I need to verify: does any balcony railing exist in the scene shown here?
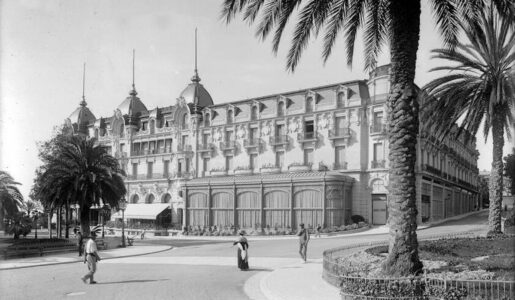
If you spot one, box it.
[297,132,317,142]
[328,127,351,139]
[177,144,192,153]
[220,140,237,151]
[370,123,387,134]
[175,171,192,178]
[197,143,215,152]
[333,162,348,170]
[269,135,289,146]
[243,138,260,148]
[371,160,386,168]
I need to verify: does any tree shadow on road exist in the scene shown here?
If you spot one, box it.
[96,279,169,285]
[247,268,272,272]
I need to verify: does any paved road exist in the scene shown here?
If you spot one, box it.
[0,211,488,300]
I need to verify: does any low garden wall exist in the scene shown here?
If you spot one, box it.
[322,232,515,300]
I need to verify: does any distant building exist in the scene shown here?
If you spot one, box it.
[63,62,480,230]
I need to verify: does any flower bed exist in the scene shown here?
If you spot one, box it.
[324,235,515,299]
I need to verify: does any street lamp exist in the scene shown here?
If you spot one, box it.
[32,210,40,239]
[119,197,127,247]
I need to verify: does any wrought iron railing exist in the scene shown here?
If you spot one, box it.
[269,135,289,146]
[371,160,386,168]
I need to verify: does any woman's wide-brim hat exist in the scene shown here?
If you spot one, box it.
[238,230,246,235]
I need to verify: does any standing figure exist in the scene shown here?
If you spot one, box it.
[315,224,322,238]
[233,230,249,271]
[81,231,102,284]
[297,223,310,263]
[74,229,84,257]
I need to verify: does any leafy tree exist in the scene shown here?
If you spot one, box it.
[220,0,513,276]
[478,176,490,208]
[422,7,514,235]
[505,149,515,195]
[0,171,24,231]
[33,134,126,236]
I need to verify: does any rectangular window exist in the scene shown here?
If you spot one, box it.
[250,154,258,170]
[182,135,188,146]
[226,130,233,142]
[304,120,314,139]
[250,128,258,140]
[203,133,210,145]
[165,139,173,153]
[226,156,233,171]
[373,143,384,161]
[304,148,314,165]
[185,158,190,172]
[132,163,138,179]
[203,158,210,177]
[335,146,346,168]
[163,160,169,177]
[149,141,156,154]
[276,151,284,168]
[336,117,346,134]
[147,162,153,179]
[157,140,164,153]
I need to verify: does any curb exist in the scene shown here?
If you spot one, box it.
[0,245,174,271]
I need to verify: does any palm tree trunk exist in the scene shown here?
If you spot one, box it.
[382,0,423,277]
[48,209,53,238]
[65,201,69,238]
[80,206,91,237]
[488,104,504,235]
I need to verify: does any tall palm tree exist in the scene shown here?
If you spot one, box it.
[221,0,514,276]
[34,135,126,236]
[0,171,24,231]
[422,8,514,235]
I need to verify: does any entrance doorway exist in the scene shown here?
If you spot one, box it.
[372,194,387,225]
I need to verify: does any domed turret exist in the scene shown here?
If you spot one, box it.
[117,50,147,124]
[68,63,96,135]
[179,28,213,111]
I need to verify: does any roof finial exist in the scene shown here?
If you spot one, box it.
[80,62,87,107]
[130,49,138,96]
[191,28,201,83]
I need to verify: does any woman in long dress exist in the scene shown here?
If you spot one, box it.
[233,230,249,271]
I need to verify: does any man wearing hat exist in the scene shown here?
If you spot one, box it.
[81,231,102,284]
[297,223,310,262]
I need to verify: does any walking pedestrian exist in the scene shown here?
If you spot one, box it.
[81,231,101,284]
[315,224,321,238]
[297,223,309,263]
[233,230,249,271]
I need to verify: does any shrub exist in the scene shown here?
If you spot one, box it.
[351,215,365,224]
[504,209,515,227]
[358,221,367,228]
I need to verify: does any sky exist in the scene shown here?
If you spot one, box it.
[1,0,513,200]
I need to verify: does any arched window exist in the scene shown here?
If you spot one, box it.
[227,110,233,124]
[94,128,99,139]
[182,114,189,130]
[306,97,314,112]
[119,123,125,137]
[251,106,258,121]
[162,194,171,203]
[131,194,139,204]
[205,113,210,126]
[278,101,285,117]
[337,92,345,108]
[146,194,155,204]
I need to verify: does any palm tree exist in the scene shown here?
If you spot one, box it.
[0,171,24,231]
[221,0,514,276]
[34,135,126,236]
[422,8,514,235]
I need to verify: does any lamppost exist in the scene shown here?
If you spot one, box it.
[32,210,40,239]
[119,197,127,247]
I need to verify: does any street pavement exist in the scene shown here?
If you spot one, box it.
[0,210,489,300]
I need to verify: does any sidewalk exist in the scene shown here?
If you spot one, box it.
[0,244,172,270]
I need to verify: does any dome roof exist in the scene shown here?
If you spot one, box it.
[179,71,213,108]
[117,89,148,116]
[69,100,96,125]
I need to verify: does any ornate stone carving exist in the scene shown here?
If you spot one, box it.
[236,125,246,139]
[261,121,271,136]
[288,118,300,133]
[213,128,222,141]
